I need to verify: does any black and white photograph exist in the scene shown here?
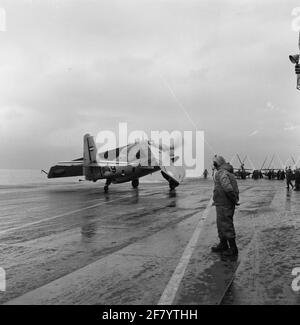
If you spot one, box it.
[0,0,300,310]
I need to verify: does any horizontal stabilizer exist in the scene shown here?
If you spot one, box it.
[57,160,83,165]
[48,164,83,178]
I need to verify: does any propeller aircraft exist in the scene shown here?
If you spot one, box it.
[44,134,185,192]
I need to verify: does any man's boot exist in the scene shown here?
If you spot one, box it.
[211,239,228,253]
[223,238,238,256]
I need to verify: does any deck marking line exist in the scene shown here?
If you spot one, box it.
[158,198,213,305]
[0,197,128,237]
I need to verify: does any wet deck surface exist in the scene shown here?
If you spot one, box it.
[0,179,299,305]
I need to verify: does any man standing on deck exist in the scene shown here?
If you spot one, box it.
[211,155,239,257]
[286,167,294,190]
[294,168,300,190]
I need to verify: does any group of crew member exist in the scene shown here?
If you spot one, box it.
[251,170,263,180]
[263,169,286,180]
[205,164,300,191]
[285,167,300,191]
[264,167,300,191]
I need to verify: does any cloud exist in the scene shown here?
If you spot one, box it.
[1,0,300,169]
[249,130,259,137]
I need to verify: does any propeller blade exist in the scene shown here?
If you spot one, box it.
[155,134,183,153]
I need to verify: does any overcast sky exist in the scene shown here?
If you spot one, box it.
[0,0,300,170]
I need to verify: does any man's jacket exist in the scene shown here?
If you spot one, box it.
[286,169,293,181]
[213,163,239,207]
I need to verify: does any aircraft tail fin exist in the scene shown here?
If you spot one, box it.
[83,134,97,165]
[83,134,98,181]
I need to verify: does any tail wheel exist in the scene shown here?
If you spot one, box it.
[132,179,139,188]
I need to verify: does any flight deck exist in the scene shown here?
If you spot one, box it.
[0,179,299,305]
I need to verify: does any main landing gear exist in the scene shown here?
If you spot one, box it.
[104,179,111,193]
[169,180,178,191]
[132,179,139,189]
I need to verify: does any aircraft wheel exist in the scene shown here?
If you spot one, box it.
[169,180,177,191]
[104,185,109,193]
[132,179,139,188]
